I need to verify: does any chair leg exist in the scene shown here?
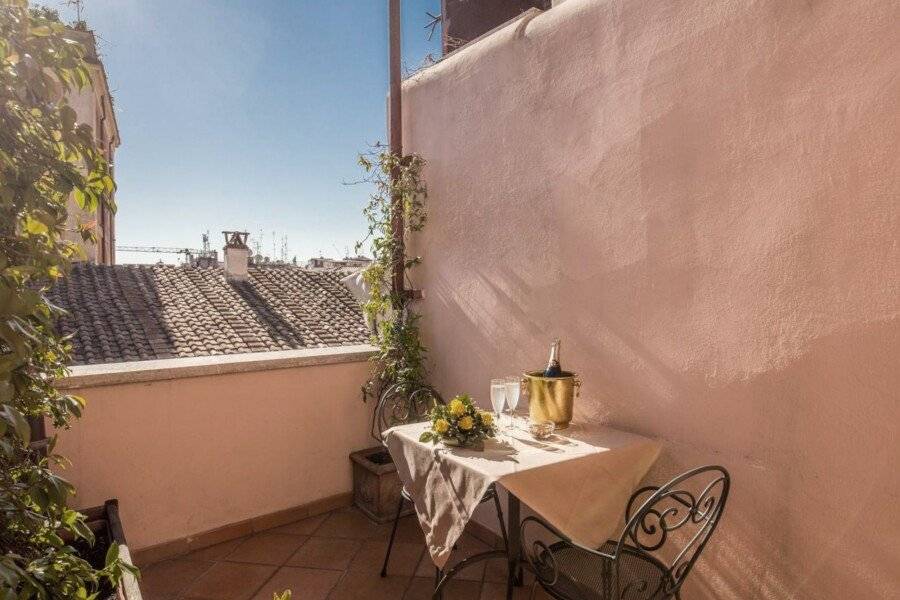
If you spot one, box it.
[434,566,443,600]
[492,490,509,553]
[380,495,405,577]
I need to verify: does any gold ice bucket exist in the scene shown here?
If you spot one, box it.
[523,370,581,429]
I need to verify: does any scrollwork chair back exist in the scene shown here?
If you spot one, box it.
[522,465,730,600]
[371,383,444,445]
[618,465,730,598]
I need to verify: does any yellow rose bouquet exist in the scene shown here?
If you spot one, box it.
[419,394,497,449]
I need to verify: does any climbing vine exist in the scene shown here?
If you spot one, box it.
[356,147,429,401]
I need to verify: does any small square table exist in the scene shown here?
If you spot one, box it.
[385,421,661,598]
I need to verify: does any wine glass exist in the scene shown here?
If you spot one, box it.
[504,376,521,431]
[490,379,507,436]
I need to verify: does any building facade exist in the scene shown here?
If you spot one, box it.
[305,255,372,271]
[64,30,120,265]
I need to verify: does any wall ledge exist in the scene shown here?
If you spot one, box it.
[404,7,544,84]
[57,344,378,389]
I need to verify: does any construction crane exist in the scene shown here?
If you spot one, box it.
[117,232,218,266]
[115,245,204,263]
[116,246,204,256]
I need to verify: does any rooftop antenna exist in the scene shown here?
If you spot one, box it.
[425,11,441,41]
[280,235,289,262]
[65,0,85,24]
[253,229,263,260]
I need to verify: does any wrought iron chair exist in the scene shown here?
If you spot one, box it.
[373,382,510,578]
[521,465,730,600]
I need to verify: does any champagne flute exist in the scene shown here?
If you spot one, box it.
[490,379,507,438]
[504,376,521,431]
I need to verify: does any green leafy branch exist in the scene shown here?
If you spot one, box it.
[1,3,135,598]
[355,146,429,401]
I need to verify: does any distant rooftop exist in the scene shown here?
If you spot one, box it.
[48,263,371,365]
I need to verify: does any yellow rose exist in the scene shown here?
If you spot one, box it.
[479,411,493,426]
[458,415,475,431]
[448,399,465,417]
[434,419,450,434]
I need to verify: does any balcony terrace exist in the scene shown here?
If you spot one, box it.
[137,507,547,600]
[32,0,899,599]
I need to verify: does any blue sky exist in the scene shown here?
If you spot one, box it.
[55,0,441,263]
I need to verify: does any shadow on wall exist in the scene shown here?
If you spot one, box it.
[423,264,899,599]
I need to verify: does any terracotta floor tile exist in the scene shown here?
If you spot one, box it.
[314,508,389,540]
[350,539,424,577]
[405,576,482,600]
[286,537,362,571]
[416,533,493,582]
[480,582,544,600]
[391,515,427,545]
[184,537,249,562]
[402,577,437,600]
[483,558,533,586]
[140,559,213,598]
[415,551,439,578]
[483,558,508,583]
[271,513,329,536]
[225,533,308,565]
[250,566,343,600]
[416,552,486,583]
[182,561,277,600]
[326,570,410,600]
[456,532,492,554]
[138,506,536,600]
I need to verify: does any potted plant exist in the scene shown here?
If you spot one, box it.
[348,149,432,522]
[74,500,142,600]
[419,394,497,450]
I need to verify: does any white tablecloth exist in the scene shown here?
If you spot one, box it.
[385,421,661,567]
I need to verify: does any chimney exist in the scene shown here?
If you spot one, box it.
[222,231,251,281]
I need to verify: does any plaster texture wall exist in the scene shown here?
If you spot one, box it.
[55,357,374,550]
[402,0,899,598]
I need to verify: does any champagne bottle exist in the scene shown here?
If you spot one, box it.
[543,339,562,377]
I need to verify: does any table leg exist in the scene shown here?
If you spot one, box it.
[432,491,522,599]
[507,494,522,600]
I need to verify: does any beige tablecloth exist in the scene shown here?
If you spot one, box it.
[385,421,661,567]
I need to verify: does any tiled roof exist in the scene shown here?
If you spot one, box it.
[48,263,371,365]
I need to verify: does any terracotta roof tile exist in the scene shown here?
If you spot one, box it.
[48,264,371,365]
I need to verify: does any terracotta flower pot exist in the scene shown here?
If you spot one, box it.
[350,446,415,523]
[78,499,142,600]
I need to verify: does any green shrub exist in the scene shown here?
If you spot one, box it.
[1,2,135,597]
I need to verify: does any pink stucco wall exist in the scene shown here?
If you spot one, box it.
[56,358,374,550]
[403,0,899,597]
